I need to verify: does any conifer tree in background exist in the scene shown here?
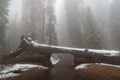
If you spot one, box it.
[64,0,85,48]
[45,0,58,45]
[21,0,58,45]
[0,0,9,54]
[85,7,102,49]
[110,0,120,50]
[86,22,102,49]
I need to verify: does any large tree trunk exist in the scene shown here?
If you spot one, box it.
[2,35,120,66]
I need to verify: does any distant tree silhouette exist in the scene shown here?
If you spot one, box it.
[0,0,9,54]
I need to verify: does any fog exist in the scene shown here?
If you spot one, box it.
[1,1,120,80]
[55,0,71,47]
[6,0,23,50]
[5,0,120,51]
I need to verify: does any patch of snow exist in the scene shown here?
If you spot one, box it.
[28,37,32,41]
[75,63,120,70]
[0,64,48,79]
[23,38,30,44]
[89,49,120,56]
[75,63,91,70]
[0,73,19,79]
[31,41,49,47]
[50,55,60,65]
[1,64,47,74]
[100,63,120,68]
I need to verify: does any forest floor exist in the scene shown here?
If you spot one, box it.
[1,52,120,80]
[75,64,120,80]
[2,68,49,80]
[1,64,120,80]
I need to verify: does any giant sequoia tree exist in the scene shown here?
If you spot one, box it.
[84,8,102,49]
[110,0,120,50]
[64,0,85,48]
[64,0,103,49]
[21,0,57,45]
[45,0,58,45]
[0,0,9,54]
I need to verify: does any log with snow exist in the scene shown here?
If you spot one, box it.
[4,35,120,65]
[11,35,120,57]
[75,63,120,70]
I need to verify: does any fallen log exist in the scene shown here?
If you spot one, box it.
[2,35,120,66]
[11,35,120,56]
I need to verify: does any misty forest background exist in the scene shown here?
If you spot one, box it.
[0,0,120,57]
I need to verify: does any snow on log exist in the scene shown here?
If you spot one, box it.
[75,63,120,70]
[11,35,120,57]
[4,35,119,66]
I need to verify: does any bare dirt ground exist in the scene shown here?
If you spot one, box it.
[2,64,120,80]
[1,64,120,80]
[1,52,120,80]
[76,64,120,80]
[3,68,50,80]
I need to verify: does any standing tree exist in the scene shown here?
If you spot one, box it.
[110,0,120,50]
[44,0,58,45]
[85,8,102,49]
[64,0,85,48]
[86,22,102,49]
[0,0,9,54]
[21,0,58,45]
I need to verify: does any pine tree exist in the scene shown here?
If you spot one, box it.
[21,0,58,45]
[0,0,9,54]
[86,23,102,49]
[45,0,58,45]
[64,0,85,47]
[85,8,102,49]
[110,0,120,50]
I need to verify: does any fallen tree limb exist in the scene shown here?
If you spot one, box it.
[11,35,120,56]
[2,35,120,65]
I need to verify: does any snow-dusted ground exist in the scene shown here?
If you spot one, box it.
[0,64,48,79]
[75,63,120,70]
[50,55,60,65]
[0,73,19,79]
[30,40,120,56]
